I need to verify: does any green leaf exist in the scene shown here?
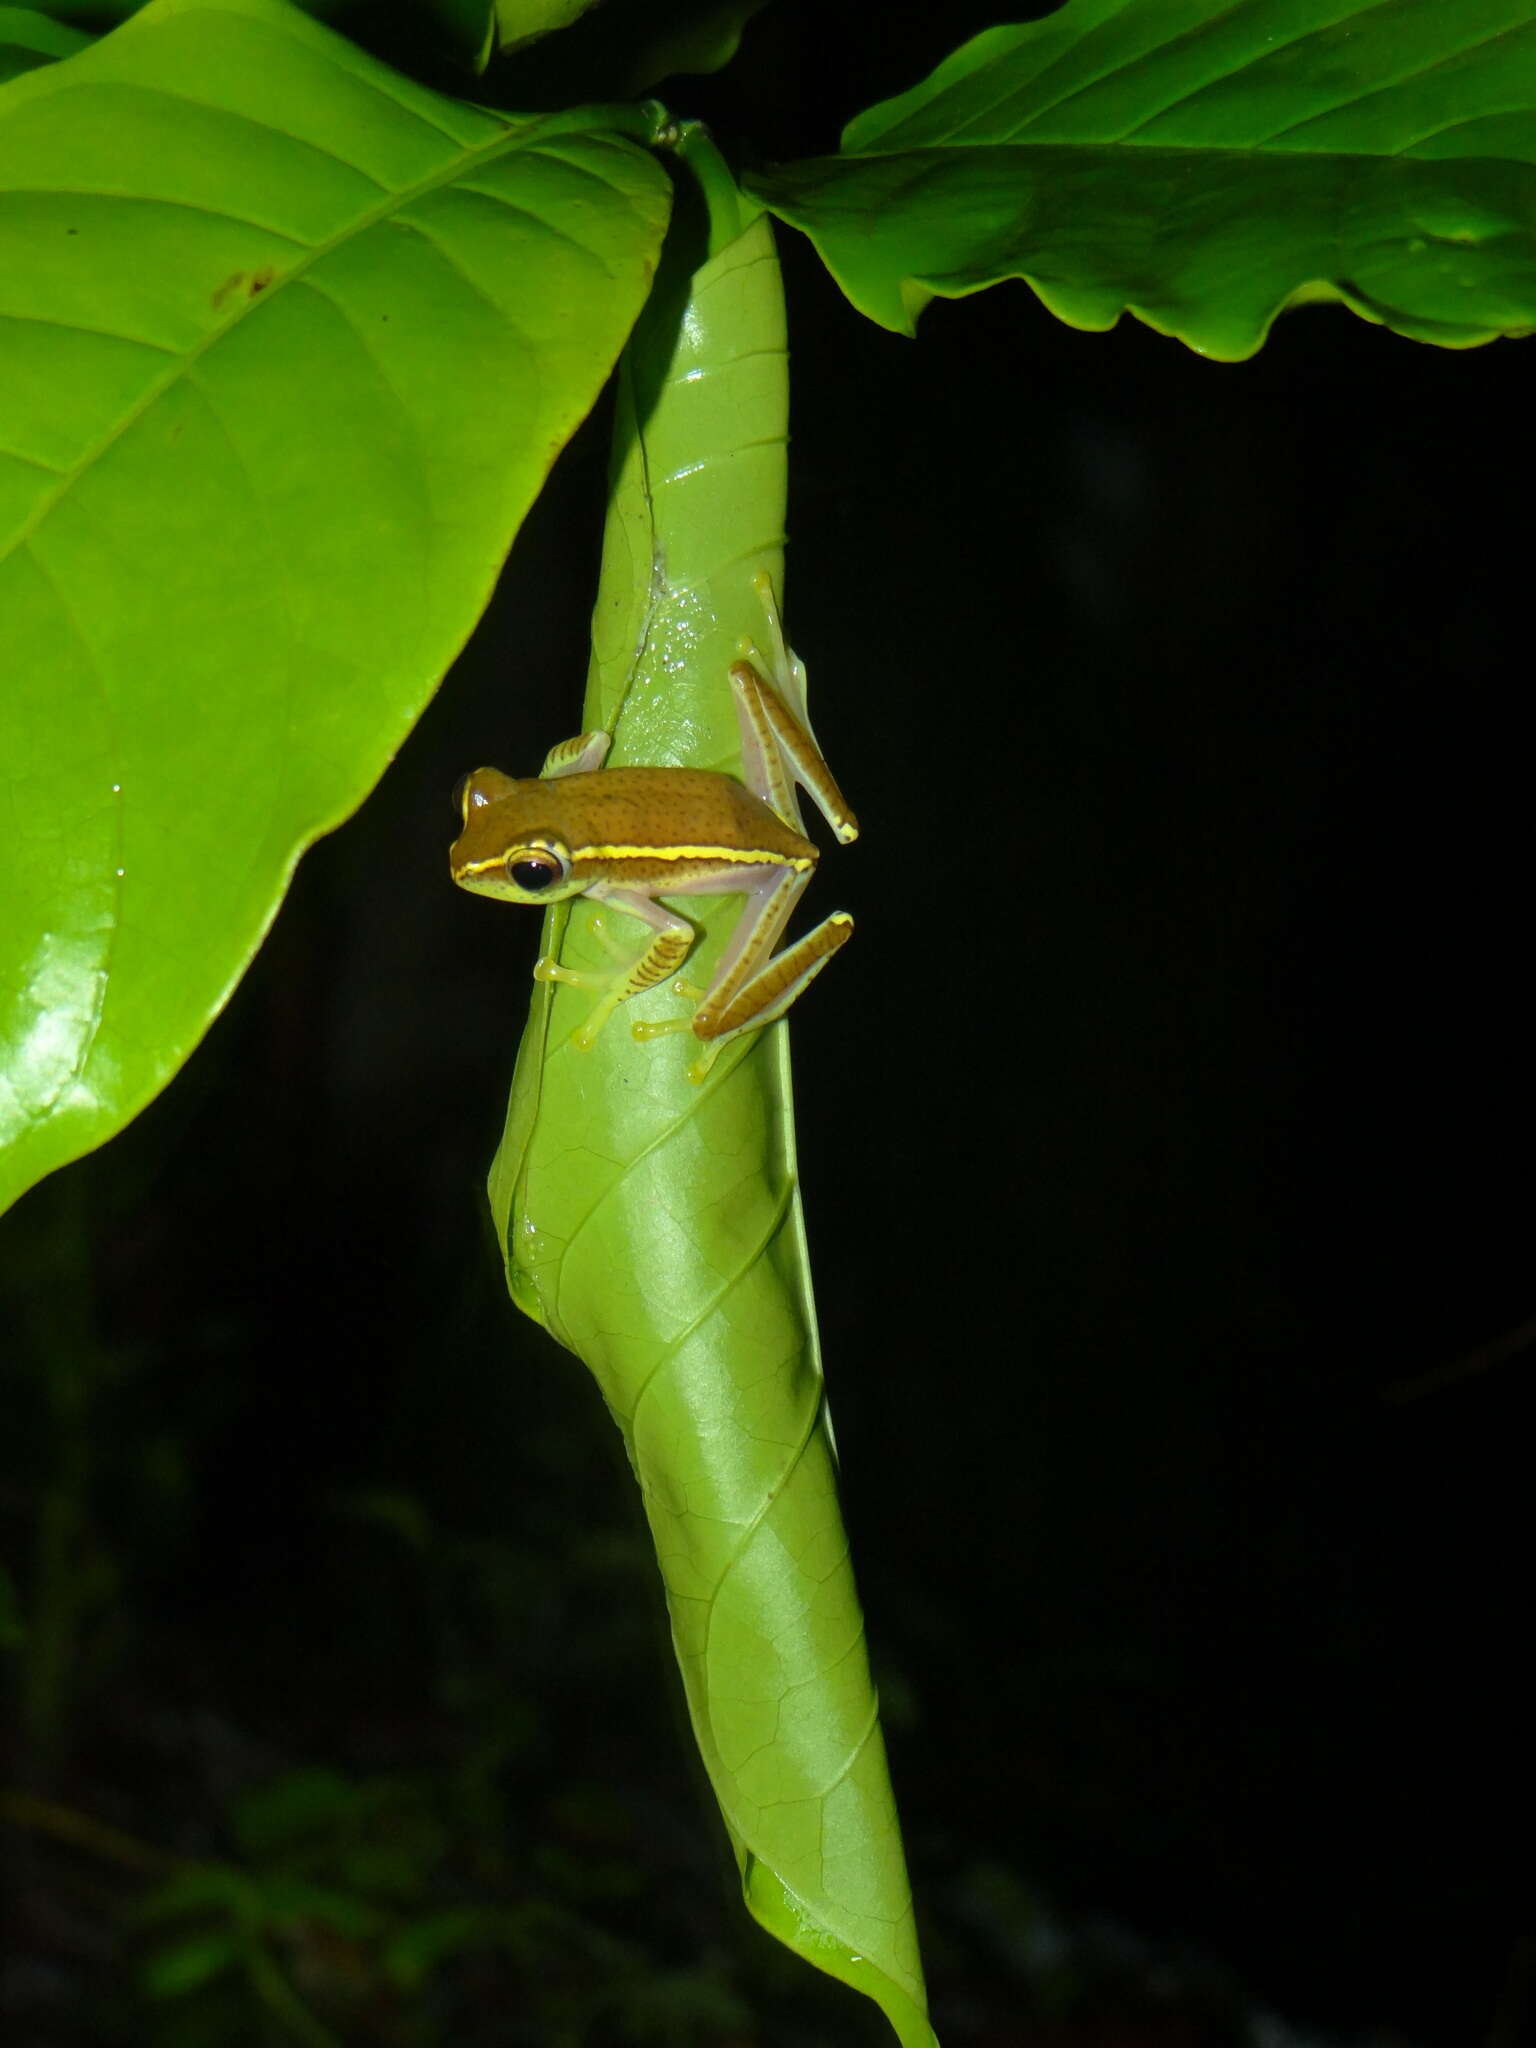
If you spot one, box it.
[615,0,770,91]
[747,0,1536,358]
[137,1863,260,1923]
[141,1928,243,1997]
[484,199,934,2048]
[0,0,670,1217]
[494,0,598,57]
[329,1485,435,1551]
[382,1905,513,1989]
[419,0,495,71]
[231,1768,361,1855]
[497,0,770,99]
[253,1874,385,1936]
[25,0,499,63]
[0,7,90,83]
[14,0,140,17]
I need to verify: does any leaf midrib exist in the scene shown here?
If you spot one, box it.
[5,98,635,568]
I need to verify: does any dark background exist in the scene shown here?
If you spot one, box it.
[3,5,1532,2043]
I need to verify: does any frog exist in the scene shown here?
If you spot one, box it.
[449,576,857,1081]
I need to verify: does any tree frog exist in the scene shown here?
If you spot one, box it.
[449,576,857,1081]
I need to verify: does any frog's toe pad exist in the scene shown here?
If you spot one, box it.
[535,956,606,992]
[631,1013,689,1045]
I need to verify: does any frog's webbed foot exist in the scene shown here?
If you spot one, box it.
[630,979,715,1080]
[744,571,804,718]
[533,954,625,1050]
[731,573,858,847]
[537,950,678,1052]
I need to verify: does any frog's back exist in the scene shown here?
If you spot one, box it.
[552,767,815,873]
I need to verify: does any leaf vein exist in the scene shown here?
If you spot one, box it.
[3,126,635,570]
[698,1381,830,1780]
[409,186,613,271]
[65,80,394,191]
[0,309,182,357]
[942,0,1285,143]
[1107,0,1394,147]
[1255,17,1536,150]
[3,190,313,242]
[625,1167,798,1432]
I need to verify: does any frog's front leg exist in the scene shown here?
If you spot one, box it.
[541,730,610,779]
[534,884,695,1051]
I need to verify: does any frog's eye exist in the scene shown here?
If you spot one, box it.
[450,773,471,817]
[506,844,568,893]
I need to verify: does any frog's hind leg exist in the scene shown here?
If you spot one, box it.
[633,863,853,1081]
[695,898,855,1047]
[731,572,858,846]
[729,659,859,846]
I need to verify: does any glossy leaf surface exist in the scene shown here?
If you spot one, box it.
[748,0,1536,358]
[485,209,934,2046]
[0,0,670,1214]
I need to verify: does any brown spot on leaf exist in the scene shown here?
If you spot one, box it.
[211,266,278,310]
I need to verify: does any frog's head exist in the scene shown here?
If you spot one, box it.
[449,768,584,905]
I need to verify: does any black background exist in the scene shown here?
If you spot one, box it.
[3,5,1532,2043]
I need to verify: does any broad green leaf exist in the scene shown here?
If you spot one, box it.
[485,201,934,2047]
[747,0,1536,358]
[0,6,90,82]
[0,0,670,1216]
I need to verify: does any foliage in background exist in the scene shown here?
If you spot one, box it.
[7,0,1536,1214]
